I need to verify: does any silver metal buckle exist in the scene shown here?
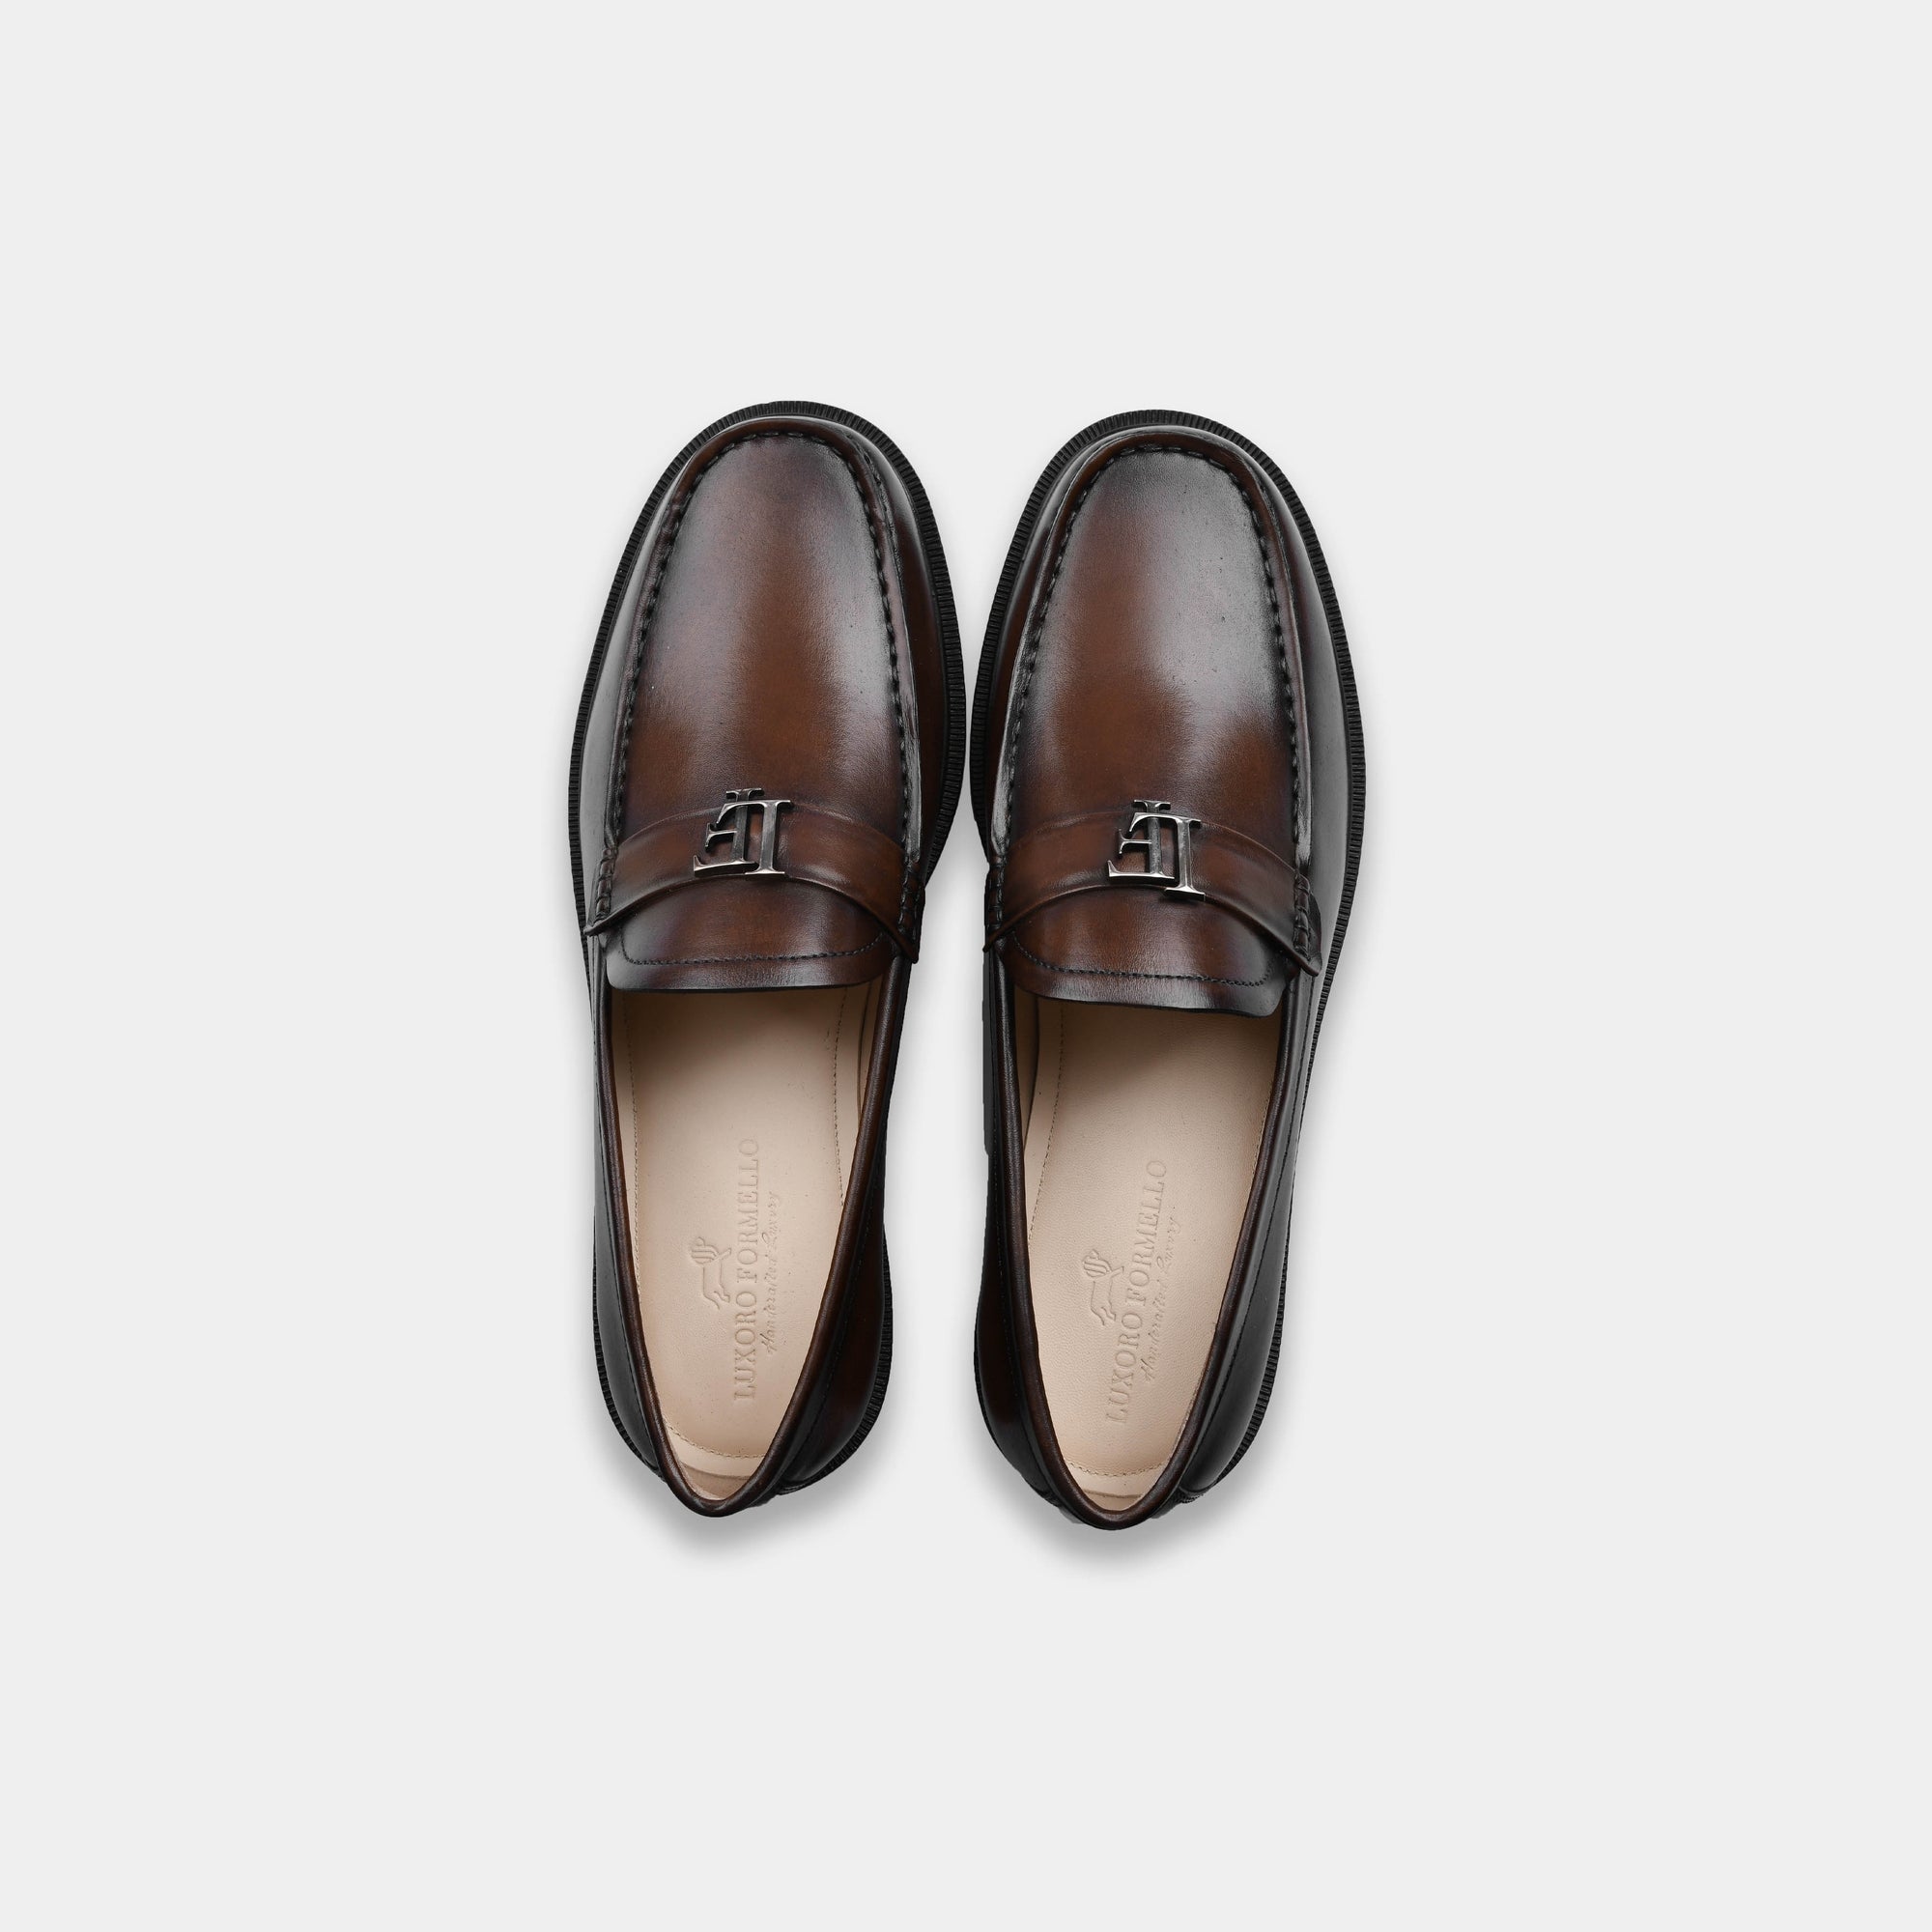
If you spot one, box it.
[693,787,791,876]
[1105,799,1205,899]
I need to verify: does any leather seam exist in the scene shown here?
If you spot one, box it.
[1007,936,1273,988]
[994,443,1302,922]
[600,450,714,922]
[662,1419,765,1465]
[1026,1011,1066,1240]
[831,985,848,1187]
[1065,1454,1174,1482]
[598,429,913,925]
[856,446,918,933]
[617,933,889,967]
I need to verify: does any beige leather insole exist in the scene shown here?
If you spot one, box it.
[611,984,877,1500]
[1021,997,1279,1509]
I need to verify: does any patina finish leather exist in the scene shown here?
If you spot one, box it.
[972,411,1365,1529]
[570,402,961,1516]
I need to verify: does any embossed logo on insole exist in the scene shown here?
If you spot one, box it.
[1092,1159,1175,1426]
[690,1139,781,1402]
[688,1236,731,1308]
[1082,1248,1125,1323]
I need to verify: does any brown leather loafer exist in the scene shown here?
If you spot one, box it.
[972,411,1364,1528]
[569,403,962,1516]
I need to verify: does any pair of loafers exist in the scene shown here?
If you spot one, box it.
[569,402,1364,1528]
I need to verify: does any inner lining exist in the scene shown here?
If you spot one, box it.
[611,982,878,1500]
[1020,993,1279,1509]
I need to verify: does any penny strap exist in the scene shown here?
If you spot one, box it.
[587,800,921,956]
[991,808,1321,975]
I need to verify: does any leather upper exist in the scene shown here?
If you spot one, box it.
[590,425,936,995]
[981,432,1336,1019]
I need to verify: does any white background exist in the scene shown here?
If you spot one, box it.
[3,3,1926,1925]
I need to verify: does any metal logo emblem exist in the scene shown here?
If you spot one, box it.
[693,787,791,876]
[1106,799,1205,899]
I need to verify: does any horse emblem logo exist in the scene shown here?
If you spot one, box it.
[1082,1248,1125,1325]
[689,1236,731,1308]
